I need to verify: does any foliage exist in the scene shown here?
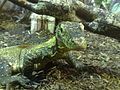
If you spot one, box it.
[95,0,120,13]
[111,2,120,13]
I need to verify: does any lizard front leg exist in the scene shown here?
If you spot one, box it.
[65,51,86,71]
[21,37,57,69]
[65,51,120,77]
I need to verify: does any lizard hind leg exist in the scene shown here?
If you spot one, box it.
[0,58,13,88]
[0,58,36,89]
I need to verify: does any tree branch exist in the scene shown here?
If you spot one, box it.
[84,13,120,39]
[8,0,102,22]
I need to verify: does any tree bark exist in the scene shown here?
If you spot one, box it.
[84,13,120,39]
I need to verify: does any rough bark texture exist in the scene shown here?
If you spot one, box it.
[84,13,120,40]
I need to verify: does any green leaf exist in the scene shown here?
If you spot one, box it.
[111,3,120,13]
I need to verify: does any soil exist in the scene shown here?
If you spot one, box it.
[0,12,120,90]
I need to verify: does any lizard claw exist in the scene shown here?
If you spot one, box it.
[18,74,42,89]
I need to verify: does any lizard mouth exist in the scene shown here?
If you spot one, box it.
[73,37,87,50]
[57,35,87,50]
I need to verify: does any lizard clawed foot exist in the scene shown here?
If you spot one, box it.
[1,73,39,89]
[15,74,40,89]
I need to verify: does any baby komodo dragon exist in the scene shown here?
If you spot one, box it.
[0,21,87,88]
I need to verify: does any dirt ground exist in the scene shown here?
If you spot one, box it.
[0,12,120,90]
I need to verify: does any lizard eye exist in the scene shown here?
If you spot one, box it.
[60,27,63,33]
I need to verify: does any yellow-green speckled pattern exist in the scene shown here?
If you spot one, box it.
[0,36,56,72]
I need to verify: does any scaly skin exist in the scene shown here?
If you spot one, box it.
[0,21,87,88]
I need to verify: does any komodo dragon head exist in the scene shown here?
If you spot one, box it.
[55,21,87,50]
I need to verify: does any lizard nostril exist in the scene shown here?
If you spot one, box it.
[60,28,63,33]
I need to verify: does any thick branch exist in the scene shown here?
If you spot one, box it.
[84,13,120,39]
[8,0,76,21]
[7,0,36,11]
[73,1,102,21]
